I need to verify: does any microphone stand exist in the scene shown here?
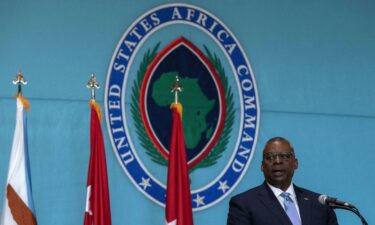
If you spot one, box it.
[329,204,368,225]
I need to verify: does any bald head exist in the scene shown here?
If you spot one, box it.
[263,137,294,154]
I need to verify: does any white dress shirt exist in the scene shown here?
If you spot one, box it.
[267,183,301,220]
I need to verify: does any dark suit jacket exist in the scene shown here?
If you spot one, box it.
[227,182,338,225]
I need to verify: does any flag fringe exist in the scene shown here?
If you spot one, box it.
[16,94,30,111]
[89,100,102,122]
[170,102,183,118]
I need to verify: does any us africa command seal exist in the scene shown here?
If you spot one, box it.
[105,3,259,211]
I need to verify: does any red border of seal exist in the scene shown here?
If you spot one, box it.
[139,36,226,169]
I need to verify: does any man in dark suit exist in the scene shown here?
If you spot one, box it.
[227,137,338,225]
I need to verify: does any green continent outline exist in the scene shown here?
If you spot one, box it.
[151,72,215,149]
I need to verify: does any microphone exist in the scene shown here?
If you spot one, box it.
[318,195,354,208]
[319,195,368,225]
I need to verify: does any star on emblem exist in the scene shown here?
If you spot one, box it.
[139,177,151,190]
[218,180,230,193]
[193,194,205,207]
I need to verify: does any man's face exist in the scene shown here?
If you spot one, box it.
[261,139,298,191]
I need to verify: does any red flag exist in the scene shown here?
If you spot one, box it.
[165,103,194,225]
[84,102,112,225]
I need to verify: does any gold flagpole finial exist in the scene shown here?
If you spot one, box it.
[12,70,27,95]
[171,76,183,104]
[87,73,100,101]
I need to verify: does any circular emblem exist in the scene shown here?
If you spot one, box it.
[105,3,260,211]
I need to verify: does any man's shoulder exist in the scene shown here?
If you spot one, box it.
[230,183,266,202]
[294,184,322,198]
[293,184,329,206]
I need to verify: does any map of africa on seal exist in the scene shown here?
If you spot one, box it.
[140,36,226,169]
[105,3,260,210]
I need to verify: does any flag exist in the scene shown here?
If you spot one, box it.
[165,103,194,225]
[84,101,112,225]
[0,95,37,225]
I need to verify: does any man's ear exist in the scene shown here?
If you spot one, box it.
[261,162,264,172]
[294,158,298,170]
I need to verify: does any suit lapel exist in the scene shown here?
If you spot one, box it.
[257,183,293,225]
[295,185,312,225]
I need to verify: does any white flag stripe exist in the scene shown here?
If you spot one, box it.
[166,219,177,225]
[85,185,92,215]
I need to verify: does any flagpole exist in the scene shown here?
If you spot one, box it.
[1,71,37,225]
[166,76,194,225]
[83,73,112,225]
[87,73,99,102]
[170,76,183,116]
[12,70,27,95]
[171,76,182,104]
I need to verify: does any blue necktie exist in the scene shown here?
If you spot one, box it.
[280,192,302,225]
